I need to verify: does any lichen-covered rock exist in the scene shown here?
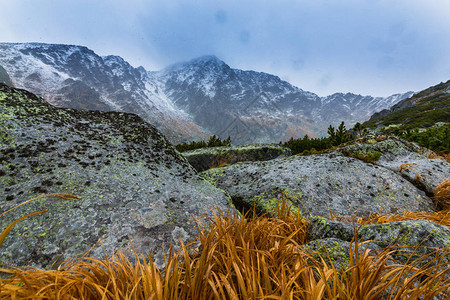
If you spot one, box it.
[0,84,232,269]
[201,152,433,218]
[308,216,356,241]
[182,144,291,172]
[358,220,450,264]
[307,216,450,266]
[340,137,450,196]
[302,238,382,270]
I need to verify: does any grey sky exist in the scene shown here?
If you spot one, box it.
[1,0,449,96]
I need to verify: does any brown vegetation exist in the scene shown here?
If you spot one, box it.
[1,199,449,299]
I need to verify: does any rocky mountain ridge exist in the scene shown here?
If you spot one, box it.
[0,42,413,144]
[0,43,208,143]
[368,79,450,125]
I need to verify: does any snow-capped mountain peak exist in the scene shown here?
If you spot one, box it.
[0,42,413,144]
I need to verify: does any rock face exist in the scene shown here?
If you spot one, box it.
[0,84,232,269]
[182,144,291,172]
[308,216,450,266]
[0,65,13,86]
[201,151,434,217]
[339,136,450,196]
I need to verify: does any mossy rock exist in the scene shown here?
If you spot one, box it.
[302,238,382,270]
[182,144,291,172]
[358,220,450,266]
[340,136,450,196]
[201,151,433,218]
[307,216,450,267]
[0,84,233,269]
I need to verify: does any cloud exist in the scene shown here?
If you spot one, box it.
[0,0,449,96]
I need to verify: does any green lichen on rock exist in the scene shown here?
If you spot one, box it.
[183,144,291,172]
[0,84,233,269]
[307,216,450,267]
[200,166,228,186]
[358,220,450,265]
[229,186,303,217]
[303,238,382,270]
[307,216,356,242]
[339,138,412,159]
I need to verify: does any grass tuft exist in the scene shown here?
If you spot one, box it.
[434,179,450,210]
[1,198,449,299]
[331,209,450,227]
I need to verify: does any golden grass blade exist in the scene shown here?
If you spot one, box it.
[0,210,47,248]
[434,179,450,209]
[1,195,450,299]
[0,193,79,218]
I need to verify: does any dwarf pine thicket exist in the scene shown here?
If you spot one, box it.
[175,135,231,152]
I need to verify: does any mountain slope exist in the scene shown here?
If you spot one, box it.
[0,43,208,143]
[364,80,450,154]
[365,80,450,130]
[0,43,412,144]
[156,55,322,143]
[156,55,412,143]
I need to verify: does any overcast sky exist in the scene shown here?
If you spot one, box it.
[1,0,449,97]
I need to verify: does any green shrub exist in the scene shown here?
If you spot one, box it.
[283,121,352,155]
[175,135,231,152]
[398,124,450,154]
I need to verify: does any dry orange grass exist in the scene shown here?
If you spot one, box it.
[1,200,450,299]
[398,163,418,173]
[434,179,450,210]
[332,209,450,227]
[427,151,450,163]
[444,153,450,163]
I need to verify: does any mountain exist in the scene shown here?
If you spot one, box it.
[320,92,414,127]
[363,80,450,154]
[0,43,412,144]
[155,55,413,143]
[0,43,208,143]
[365,80,450,130]
[156,55,322,143]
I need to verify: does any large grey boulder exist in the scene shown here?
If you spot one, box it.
[182,144,291,172]
[0,84,232,269]
[201,152,434,218]
[339,136,450,196]
[308,216,450,265]
[358,220,450,264]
